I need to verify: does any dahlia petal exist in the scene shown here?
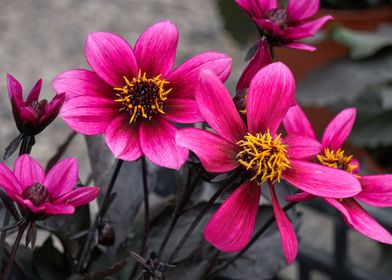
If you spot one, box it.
[204,181,261,252]
[55,186,100,207]
[140,118,188,170]
[236,38,272,92]
[321,108,356,150]
[18,199,46,213]
[17,107,38,126]
[105,116,142,161]
[236,0,275,17]
[351,158,360,175]
[285,192,315,202]
[196,70,247,143]
[247,62,295,135]
[43,204,75,215]
[60,95,117,135]
[284,16,333,40]
[44,158,78,198]
[38,93,65,126]
[270,185,298,264]
[134,20,178,77]
[176,128,239,173]
[85,32,138,87]
[0,162,22,196]
[323,198,353,225]
[284,160,361,198]
[166,51,232,99]
[285,134,321,160]
[283,105,317,140]
[6,74,24,103]
[287,0,319,21]
[52,69,113,100]
[356,175,392,207]
[284,42,316,52]
[26,79,42,104]
[14,155,45,190]
[254,18,284,37]
[163,98,204,124]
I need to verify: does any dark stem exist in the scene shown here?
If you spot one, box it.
[0,212,10,274]
[19,135,35,156]
[3,221,29,280]
[0,217,26,231]
[166,175,238,265]
[75,159,124,273]
[206,201,297,278]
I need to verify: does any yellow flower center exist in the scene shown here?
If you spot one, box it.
[113,70,172,124]
[236,131,290,183]
[317,148,357,173]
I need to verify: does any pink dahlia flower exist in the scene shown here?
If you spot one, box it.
[176,62,361,263]
[235,0,333,51]
[0,154,100,216]
[53,21,232,170]
[7,74,65,136]
[284,105,392,244]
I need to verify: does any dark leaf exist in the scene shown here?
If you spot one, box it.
[4,133,23,160]
[25,221,37,249]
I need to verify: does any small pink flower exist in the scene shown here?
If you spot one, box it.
[284,105,392,244]
[235,0,333,51]
[0,154,100,216]
[53,20,232,170]
[7,74,65,136]
[176,63,361,263]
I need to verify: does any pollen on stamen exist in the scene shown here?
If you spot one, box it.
[317,148,357,173]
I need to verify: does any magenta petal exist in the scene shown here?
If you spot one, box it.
[324,198,353,225]
[321,108,356,150]
[26,79,42,104]
[163,98,204,124]
[18,199,46,213]
[176,128,239,173]
[236,38,272,93]
[60,95,117,135]
[254,19,284,36]
[134,21,178,77]
[166,51,232,99]
[285,134,321,160]
[85,32,138,87]
[247,62,295,134]
[284,42,316,52]
[196,70,247,143]
[105,116,142,161]
[0,162,22,197]
[287,0,319,21]
[270,185,298,264]
[356,175,392,207]
[52,69,114,100]
[204,181,261,252]
[283,105,317,140]
[284,160,361,198]
[284,16,333,40]
[14,155,45,190]
[55,187,100,207]
[43,204,75,215]
[285,192,315,202]
[140,118,188,170]
[7,74,24,103]
[44,158,78,198]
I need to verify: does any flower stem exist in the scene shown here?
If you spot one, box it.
[75,159,124,273]
[206,201,298,278]
[3,220,29,280]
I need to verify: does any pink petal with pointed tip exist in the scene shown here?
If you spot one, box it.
[285,134,321,160]
[14,155,45,190]
[163,98,204,124]
[134,21,178,77]
[287,0,320,21]
[204,181,261,252]
[26,79,42,104]
[324,197,353,224]
[140,118,188,170]
[166,51,232,99]
[55,187,100,207]
[283,105,317,140]
[85,32,138,87]
[285,192,315,202]
[52,69,113,100]
[284,42,316,52]
[43,204,75,215]
[254,18,284,37]
[236,38,272,93]
[247,62,295,135]
[283,16,333,40]
[270,185,298,264]
[176,128,239,173]
[7,74,24,102]
[105,116,142,161]
[18,199,46,213]
[356,175,392,207]
[37,93,65,126]
[0,162,22,197]
[321,108,356,150]
[44,158,78,198]
[284,160,361,198]
[196,70,247,143]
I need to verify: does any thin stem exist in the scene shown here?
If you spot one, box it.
[19,135,35,156]
[207,201,297,278]
[0,217,26,231]
[75,159,124,273]
[3,221,29,280]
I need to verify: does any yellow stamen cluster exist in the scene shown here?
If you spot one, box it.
[113,70,172,124]
[317,148,357,173]
[236,131,290,183]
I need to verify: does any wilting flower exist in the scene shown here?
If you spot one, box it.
[0,154,99,216]
[235,0,333,51]
[284,105,392,244]
[176,63,361,263]
[53,20,232,170]
[7,74,65,136]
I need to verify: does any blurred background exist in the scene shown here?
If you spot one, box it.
[0,0,391,279]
